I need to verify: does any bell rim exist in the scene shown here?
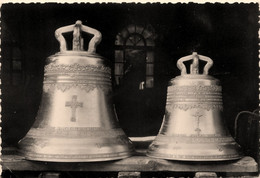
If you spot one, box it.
[18,150,134,162]
[20,155,133,162]
[146,152,244,161]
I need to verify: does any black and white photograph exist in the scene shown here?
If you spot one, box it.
[1,1,259,177]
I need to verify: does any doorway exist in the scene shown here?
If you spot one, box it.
[114,24,157,137]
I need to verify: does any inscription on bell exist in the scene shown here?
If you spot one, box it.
[65,95,83,122]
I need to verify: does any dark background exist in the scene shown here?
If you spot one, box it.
[1,3,259,147]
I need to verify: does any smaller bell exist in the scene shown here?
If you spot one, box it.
[147,52,243,161]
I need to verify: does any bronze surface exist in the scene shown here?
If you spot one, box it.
[18,20,134,162]
[147,52,243,161]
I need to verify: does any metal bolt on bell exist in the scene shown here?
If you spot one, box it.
[147,52,243,161]
[18,20,134,162]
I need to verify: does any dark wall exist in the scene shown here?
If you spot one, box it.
[1,3,259,146]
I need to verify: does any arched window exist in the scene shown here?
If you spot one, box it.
[114,24,156,89]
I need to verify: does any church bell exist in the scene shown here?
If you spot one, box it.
[18,20,134,162]
[147,52,243,161]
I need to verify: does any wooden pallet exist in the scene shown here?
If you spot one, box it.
[1,145,258,178]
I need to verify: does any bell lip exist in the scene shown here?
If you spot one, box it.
[20,154,134,162]
[146,153,244,161]
[17,150,135,162]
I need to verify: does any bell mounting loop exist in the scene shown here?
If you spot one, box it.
[177,52,213,75]
[55,20,102,53]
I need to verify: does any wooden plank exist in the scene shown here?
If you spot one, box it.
[39,172,61,178]
[118,172,141,178]
[194,172,217,178]
[1,152,258,174]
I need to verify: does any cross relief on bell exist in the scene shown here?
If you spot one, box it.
[65,95,83,122]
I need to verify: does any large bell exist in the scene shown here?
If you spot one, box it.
[147,52,243,161]
[18,20,134,162]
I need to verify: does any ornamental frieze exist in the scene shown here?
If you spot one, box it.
[154,135,234,143]
[43,82,111,93]
[45,63,111,74]
[27,127,125,138]
[168,85,222,92]
[166,103,223,111]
